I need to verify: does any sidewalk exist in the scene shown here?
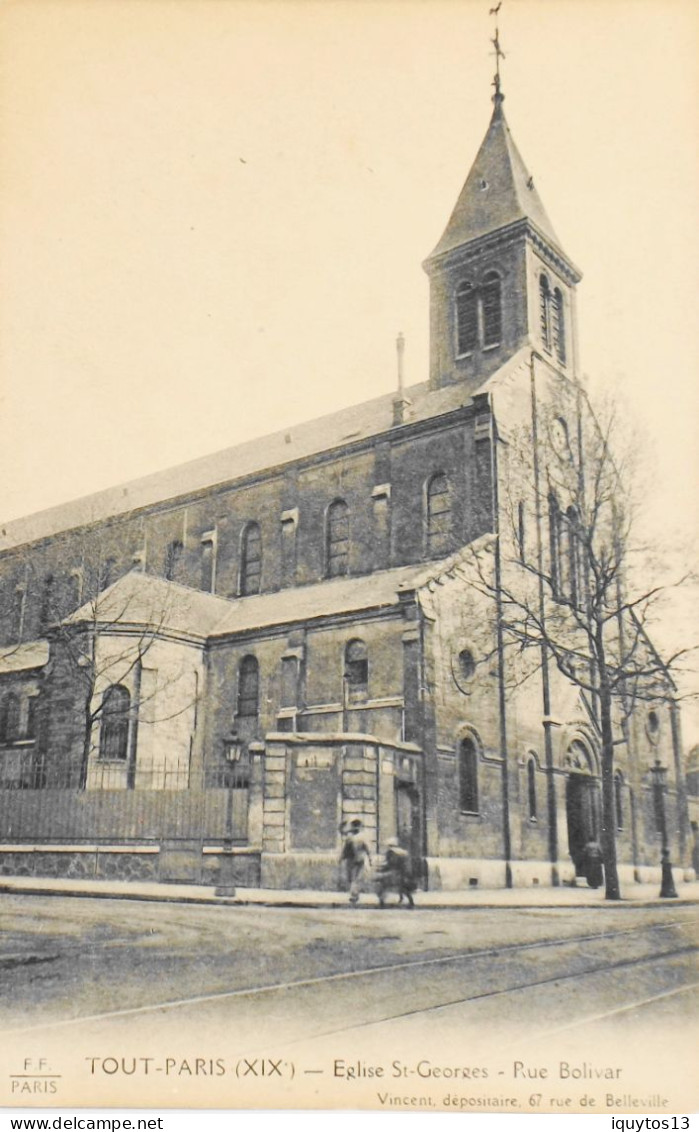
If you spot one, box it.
[1,873,697,909]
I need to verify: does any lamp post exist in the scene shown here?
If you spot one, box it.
[215,739,240,898]
[651,759,677,899]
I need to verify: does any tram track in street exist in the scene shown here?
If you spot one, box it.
[3,912,697,1037]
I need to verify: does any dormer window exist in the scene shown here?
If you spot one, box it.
[455,273,502,357]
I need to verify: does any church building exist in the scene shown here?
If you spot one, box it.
[0,71,691,891]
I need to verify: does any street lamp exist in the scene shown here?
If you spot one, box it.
[650,759,677,899]
[215,739,241,898]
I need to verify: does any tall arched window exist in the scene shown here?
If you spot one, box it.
[566,506,581,606]
[455,273,502,356]
[26,696,39,741]
[11,588,26,643]
[99,557,116,592]
[548,494,562,597]
[614,771,624,830]
[539,274,551,351]
[426,473,452,557]
[344,639,368,702]
[200,538,215,593]
[527,757,538,821]
[517,501,526,563]
[240,523,262,595]
[552,288,566,364]
[458,736,479,814]
[237,655,259,719]
[99,685,131,762]
[0,692,21,744]
[164,541,183,582]
[39,575,54,632]
[68,569,84,610]
[326,500,350,578]
[456,281,478,356]
[481,271,502,348]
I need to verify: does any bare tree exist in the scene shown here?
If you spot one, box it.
[5,537,202,791]
[466,360,696,900]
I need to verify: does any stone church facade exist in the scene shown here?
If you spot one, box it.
[0,88,691,890]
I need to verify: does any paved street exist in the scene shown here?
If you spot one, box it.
[1,894,696,1037]
[1,894,697,1110]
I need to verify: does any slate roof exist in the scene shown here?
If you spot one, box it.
[58,557,463,643]
[0,640,50,674]
[63,572,235,642]
[211,562,431,638]
[427,100,563,263]
[0,378,475,553]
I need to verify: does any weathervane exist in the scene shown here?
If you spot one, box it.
[489,1,505,105]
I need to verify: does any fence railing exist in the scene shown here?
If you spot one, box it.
[0,755,250,845]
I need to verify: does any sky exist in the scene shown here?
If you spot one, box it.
[0,0,697,722]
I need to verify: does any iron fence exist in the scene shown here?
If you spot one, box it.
[0,752,250,845]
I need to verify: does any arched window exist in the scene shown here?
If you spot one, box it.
[200,538,215,593]
[68,569,83,609]
[426,473,452,557]
[240,523,262,595]
[0,692,21,744]
[456,281,478,356]
[99,557,116,592]
[164,541,183,582]
[99,685,130,762]
[39,575,54,632]
[539,275,551,351]
[614,771,624,830]
[548,494,562,597]
[326,500,350,578]
[517,501,526,563]
[26,696,39,741]
[11,588,25,642]
[527,757,538,821]
[237,655,259,719]
[566,506,581,606]
[344,639,368,702]
[552,288,566,364]
[481,271,502,348]
[458,736,479,814]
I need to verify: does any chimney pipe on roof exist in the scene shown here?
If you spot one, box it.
[392,331,411,426]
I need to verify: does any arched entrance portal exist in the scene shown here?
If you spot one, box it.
[564,739,601,877]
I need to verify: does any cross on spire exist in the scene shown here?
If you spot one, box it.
[489,2,505,106]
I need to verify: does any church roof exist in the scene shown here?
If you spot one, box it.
[62,571,235,642]
[0,378,478,552]
[57,555,474,643]
[211,563,428,638]
[427,99,562,263]
[0,639,50,674]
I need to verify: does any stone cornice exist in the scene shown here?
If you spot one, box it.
[423,218,581,286]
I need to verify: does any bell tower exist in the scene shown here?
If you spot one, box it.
[423,36,581,391]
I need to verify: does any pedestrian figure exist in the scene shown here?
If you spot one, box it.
[340,818,371,905]
[583,839,604,889]
[374,837,415,908]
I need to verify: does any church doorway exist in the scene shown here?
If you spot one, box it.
[564,739,601,878]
[395,780,425,887]
[566,774,601,875]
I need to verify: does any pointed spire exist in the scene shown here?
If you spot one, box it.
[423,2,580,267]
[426,100,563,262]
